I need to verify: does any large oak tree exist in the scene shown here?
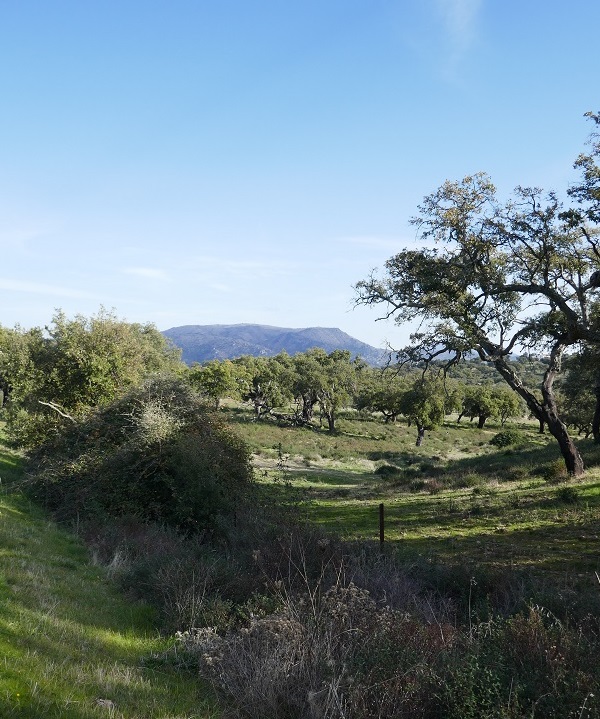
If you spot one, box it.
[355,116,600,476]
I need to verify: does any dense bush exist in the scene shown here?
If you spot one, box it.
[490,428,525,448]
[1,309,183,448]
[373,463,399,477]
[23,376,254,534]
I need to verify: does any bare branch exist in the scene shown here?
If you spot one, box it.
[38,401,77,423]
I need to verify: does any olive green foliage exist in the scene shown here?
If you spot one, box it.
[560,349,598,437]
[288,349,331,424]
[307,348,363,432]
[459,384,524,428]
[489,428,525,447]
[188,358,239,408]
[24,376,253,534]
[233,354,294,419]
[400,374,461,444]
[232,348,362,432]
[446,355,548,389]
[354,366,410,422]
[355,115,600,476]
[1,308,182,448]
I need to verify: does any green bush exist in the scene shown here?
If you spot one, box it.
[452,473,484,489]
[489,428,525,447]
[374,463,399,477]
[555,484,579,504]
[539,458,568,484]
[23,376,254,534]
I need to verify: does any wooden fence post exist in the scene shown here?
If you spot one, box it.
[379,502,384,550]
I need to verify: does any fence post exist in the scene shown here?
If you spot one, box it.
[379,502,384,550]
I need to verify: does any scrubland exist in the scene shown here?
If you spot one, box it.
[4,408,600,718]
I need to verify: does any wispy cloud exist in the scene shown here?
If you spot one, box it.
[121,267,170,281]
[0,278,98,299]
[436,0,480,47]
[434,0,482,70]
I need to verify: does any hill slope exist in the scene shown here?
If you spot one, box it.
[163,323,387,365]
[0,443,215,719]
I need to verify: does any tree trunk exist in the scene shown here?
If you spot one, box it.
[593,381,600,443]
[545,411,585,475]
[324,410,336,433]
[477,415,487,429]
[416,425,425,446]
[489,342,584,477]
[301,394,316,424]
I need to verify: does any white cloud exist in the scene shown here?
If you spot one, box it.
[433,0,482,74]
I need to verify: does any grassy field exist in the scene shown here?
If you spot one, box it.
[0,442,217,719]
[229,407,600,582]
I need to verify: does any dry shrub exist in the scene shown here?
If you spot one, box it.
[175,567,600,719]
[179,574,456,719]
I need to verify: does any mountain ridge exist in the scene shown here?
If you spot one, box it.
[162,323,387,365]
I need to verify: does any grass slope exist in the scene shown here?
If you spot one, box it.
[232,408,600,581]
[0,443,216,719]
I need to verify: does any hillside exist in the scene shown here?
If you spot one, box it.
[163,323,388,365]
[0,441,215,719]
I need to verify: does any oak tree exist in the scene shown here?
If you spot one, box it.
[356,116,600,475]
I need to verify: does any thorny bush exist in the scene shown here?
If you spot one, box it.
[23,375,254,534]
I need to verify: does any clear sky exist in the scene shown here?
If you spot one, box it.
[1,0,598,349]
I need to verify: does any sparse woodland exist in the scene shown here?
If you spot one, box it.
[3,115,600,717]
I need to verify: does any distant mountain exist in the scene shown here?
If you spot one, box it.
[162,324,388,365]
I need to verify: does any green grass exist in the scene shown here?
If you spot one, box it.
[0,444,217,719]
[231,408,600,580]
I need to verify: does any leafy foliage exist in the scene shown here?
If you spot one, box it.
[1,308,183,448]
[188,358,239,409]
[355,116,600,475]
[459,384,524,428]
[354,366,410,422]
[23,376,254,534]
[399,374,461,445]
[489,428,525,447]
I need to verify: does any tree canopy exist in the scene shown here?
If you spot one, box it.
[1,308,182,447]
[356,114,600,476]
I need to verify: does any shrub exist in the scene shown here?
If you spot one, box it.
[555,484,579,504]
[409,478,427,492]
[374,463,399,477]
[23,376,254,534]
[539,459,568,484]
[175,573,600,719]
[426,478,444,494]
[452,473,484,489]
[490,428,525,447]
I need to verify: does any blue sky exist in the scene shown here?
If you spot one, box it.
[1,0,598,349]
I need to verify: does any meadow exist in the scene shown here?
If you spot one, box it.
[230,407,600,614]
